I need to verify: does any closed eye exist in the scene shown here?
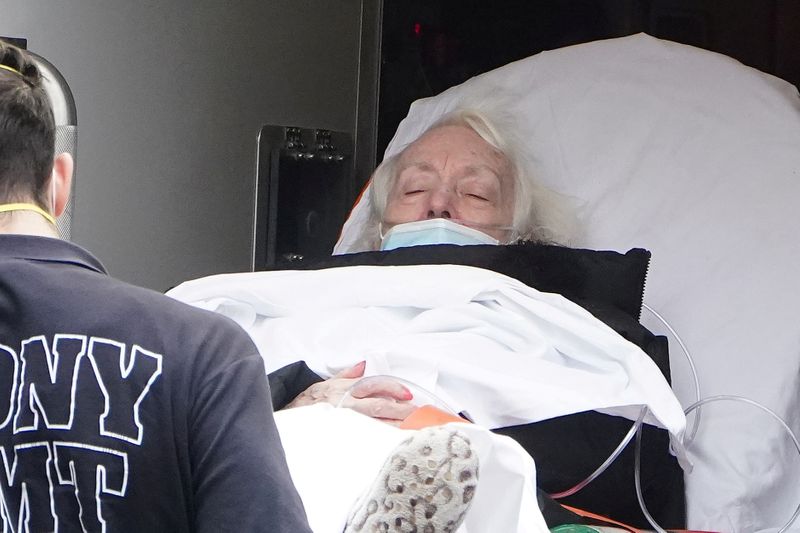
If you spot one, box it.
[404,189,426,195]
[466,193,489,201]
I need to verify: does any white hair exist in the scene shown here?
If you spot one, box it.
[363,106,576,250]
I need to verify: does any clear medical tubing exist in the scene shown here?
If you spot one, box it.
[548,302,695,501]
[634,415,668,533]
[637,305,799,530]
[641,303,702,444]
[552,302,799,532]
[635,396,800,532]
[548,406,646,499]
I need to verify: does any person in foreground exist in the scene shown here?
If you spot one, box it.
[0,40,312,532]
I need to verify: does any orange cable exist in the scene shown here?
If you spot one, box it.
[558,503,641,532]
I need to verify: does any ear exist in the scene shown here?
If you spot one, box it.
[51,152,74,218]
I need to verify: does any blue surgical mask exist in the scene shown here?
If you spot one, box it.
[380,218,500,251]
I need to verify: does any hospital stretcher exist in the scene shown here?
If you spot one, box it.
[332,33,800,532]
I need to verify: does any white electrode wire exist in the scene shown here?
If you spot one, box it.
[549,406,647,499]
[641,303,702,444]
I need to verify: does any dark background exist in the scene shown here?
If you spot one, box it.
[377,0,800,158]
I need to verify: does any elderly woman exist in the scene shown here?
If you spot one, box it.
[347,107,574,253]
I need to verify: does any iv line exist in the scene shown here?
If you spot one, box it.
[552,303,799,533]
[548,301,697,501]
[641,303,702,444]
[548,406,646,500]
[635,396,800,532]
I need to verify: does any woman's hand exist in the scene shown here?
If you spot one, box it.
[284,361,417,422]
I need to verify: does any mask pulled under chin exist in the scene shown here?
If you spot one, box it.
[380,218,500,251]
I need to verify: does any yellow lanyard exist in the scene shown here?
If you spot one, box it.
[0,203,56,225]
[0,64,22,77]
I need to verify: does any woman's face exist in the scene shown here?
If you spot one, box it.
[383,125,515,240]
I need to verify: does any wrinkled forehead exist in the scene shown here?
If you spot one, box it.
[397,125,510,178]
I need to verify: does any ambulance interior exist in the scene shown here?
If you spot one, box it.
[3,1,800,531]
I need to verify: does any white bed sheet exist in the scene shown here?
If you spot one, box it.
[168,264,686,440]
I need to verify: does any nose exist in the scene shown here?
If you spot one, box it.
[425,188,454,219]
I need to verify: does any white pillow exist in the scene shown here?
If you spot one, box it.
[336,33,800,532]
